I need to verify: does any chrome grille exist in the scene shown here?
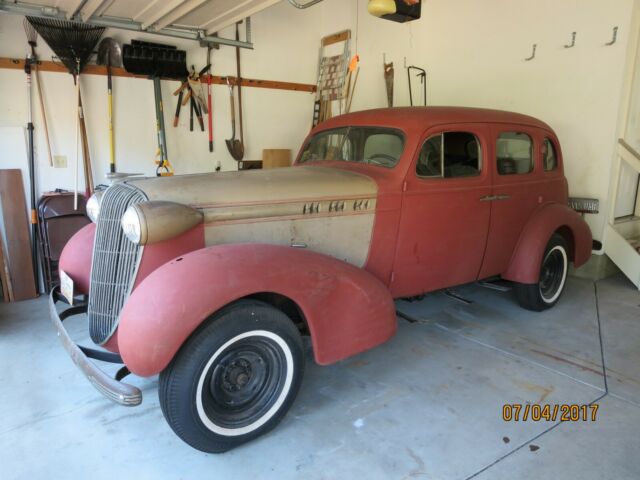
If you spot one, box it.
[88,183,147,345]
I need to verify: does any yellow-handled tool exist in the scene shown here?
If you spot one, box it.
[97,38,122,174]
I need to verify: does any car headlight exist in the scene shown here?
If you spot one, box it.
[86,191,103,223]
[121,206,142,244]
[120,202,203,245]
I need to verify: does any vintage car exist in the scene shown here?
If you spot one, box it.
[51,107,592,453]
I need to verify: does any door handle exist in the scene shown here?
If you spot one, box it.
[480,194,510,202]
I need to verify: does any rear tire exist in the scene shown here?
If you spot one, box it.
[158,300,305,453]
[514,234,569,311]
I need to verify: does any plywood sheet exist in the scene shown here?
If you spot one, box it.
[0,169,37,301]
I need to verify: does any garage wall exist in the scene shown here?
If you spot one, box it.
[0,1,321,195]
[0,0,635,244]
[312,0,634,242]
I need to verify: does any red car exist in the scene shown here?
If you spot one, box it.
[51,107,592,452]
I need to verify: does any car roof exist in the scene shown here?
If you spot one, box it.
[315,106,553,132]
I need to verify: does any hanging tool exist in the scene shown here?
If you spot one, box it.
[97,37,122,175]
[346,66,360,113]
[225,77,244,161]
[26,17,104,208]
[172,63,210,129]
[193,93,205,131]
[22,22,39,292]
[234,22,245,160]
[122,40,188,176]
[24,20,53,167]
[78,90,94,196]
[153,75,172,176]
[207,46,214,152]
[174,86,184,127]
[189,94,194,132]
[383,56,394,107]
[407,65,426,106]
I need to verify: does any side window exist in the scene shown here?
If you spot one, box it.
[496,132,533,175]
[543,138,558,171]
[416,132,481,178]
[416,134,443,177]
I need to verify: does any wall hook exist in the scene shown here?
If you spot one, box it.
[606,26,619,46]
[525,44,537,61]
[564,32,577,49]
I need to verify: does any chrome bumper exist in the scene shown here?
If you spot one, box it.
[49,287,142,406]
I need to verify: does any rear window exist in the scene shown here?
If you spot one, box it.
[497,132,533,175]
[299,127,405,168]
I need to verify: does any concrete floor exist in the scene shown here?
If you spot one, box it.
[1,274,639,479]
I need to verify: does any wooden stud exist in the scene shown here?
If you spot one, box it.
[0,57,316,93]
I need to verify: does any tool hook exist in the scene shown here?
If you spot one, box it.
[606,27,619,46]
[525,44,537,61]
[564,32,577,49]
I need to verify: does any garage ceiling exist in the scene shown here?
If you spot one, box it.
[0,0,286,48]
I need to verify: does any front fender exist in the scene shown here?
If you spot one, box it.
[503,203,592,284]
[59,223,96,295]
[118,244,397,376]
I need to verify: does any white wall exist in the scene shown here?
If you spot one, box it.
[0,1,321,194]
[0,0,636,243]
[312,0,634,242]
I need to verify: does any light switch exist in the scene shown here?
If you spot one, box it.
[53,155,67,168]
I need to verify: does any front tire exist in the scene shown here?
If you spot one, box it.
[514,234,569,311]
[159,300,305,453]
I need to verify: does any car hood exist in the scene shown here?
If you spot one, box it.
[125,165,377,207]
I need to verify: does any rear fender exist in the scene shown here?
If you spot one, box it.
[502,203,592,284]
[118,244,397,376]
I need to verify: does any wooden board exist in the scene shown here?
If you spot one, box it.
[0,58,316,93]
[0,169,37,301]
[262,149,292,169]
[0,233,11,302]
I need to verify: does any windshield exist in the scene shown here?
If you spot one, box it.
[298,127,405,168]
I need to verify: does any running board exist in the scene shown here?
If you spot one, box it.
[444,289,473,305]
[477,280,512,292]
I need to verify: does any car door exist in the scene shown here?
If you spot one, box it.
[478,125,545,279]
[391,124,492,297]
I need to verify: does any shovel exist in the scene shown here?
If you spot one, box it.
[225,77,244,161]
[97,37,122,174]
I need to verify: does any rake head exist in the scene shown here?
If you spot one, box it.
[26,17,104,75]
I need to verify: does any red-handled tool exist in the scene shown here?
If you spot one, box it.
[207,75,213,151]
[207,46,214,152]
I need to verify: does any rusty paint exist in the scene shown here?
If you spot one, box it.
[515,380,555,403]
[530,349,604,376]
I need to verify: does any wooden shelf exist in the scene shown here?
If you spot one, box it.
[0,57,317,93]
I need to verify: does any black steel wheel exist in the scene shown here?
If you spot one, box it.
[515,234,569,311]
[159,300,304,453]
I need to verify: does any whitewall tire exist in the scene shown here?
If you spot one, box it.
[514,234,570,311]
[159,300,305,453]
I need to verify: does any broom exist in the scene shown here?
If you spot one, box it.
[26,17,104,209]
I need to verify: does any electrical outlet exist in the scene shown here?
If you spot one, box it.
[53,155,67,168]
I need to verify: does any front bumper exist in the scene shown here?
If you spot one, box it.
[49,286,142,406]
